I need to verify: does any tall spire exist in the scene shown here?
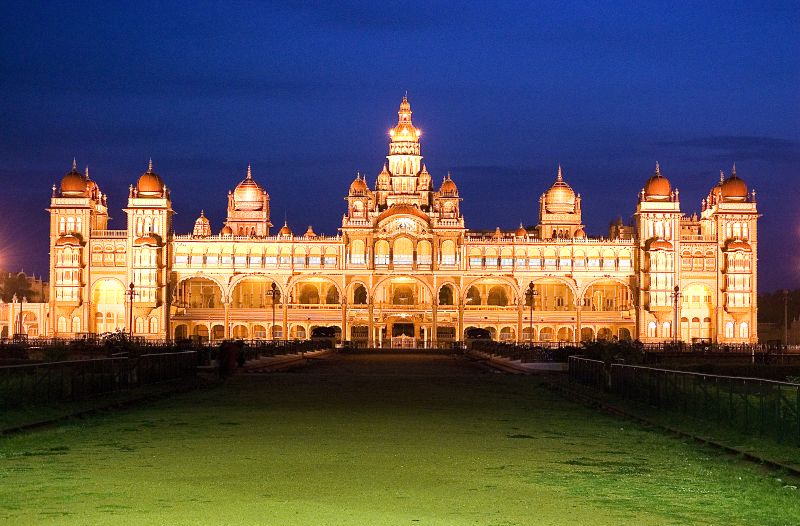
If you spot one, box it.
[246,163,252,179]
[731,162,737,177]
[148,158,153,173]
[654,161,661,176]
[556,164,563,182]
[72,158,77,171]
[719,170,725,183]
[85,166,90,179]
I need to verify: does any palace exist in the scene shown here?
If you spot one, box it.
[43,97,759,345]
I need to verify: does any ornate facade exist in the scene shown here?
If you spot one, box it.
[46,97,759,345]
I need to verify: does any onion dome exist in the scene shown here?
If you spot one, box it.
[515,223,527,237]
[544,166,576,213]
[220,225,233,236]
[493,227,503,239]
[192,210,211,237]
[60,158,88,197]
[233,164,266,211]
[439,173,458,196]
[376,163,391,188]
[304,225,317,238]
[726,239,752,252]
[278,221,292,237]
[643,162,671,201]
[574,228,586,238]
[721,164,748,201]
[349,173,369,195]
[83,166,100,199]
[55,234,81,246]
[389,95,421,142]
[647,238,673,251]
[136,159,165,197]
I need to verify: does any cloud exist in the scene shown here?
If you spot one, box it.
[658,136,800,163]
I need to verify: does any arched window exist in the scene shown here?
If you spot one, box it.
[57,316,67,333]
[487,286,508,306]
[441,240,456,265]
[647,321,657,338]
[465,286,481,305]
[353,284,367,305]
[725,321,734,338]
[149,317,158,334]
[393,237,413,265]
[71,317,80,333]
[739,322,748,338]
[438,285,454,306]
[325,286,340,305]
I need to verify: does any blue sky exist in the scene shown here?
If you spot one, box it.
[1,1,798,290]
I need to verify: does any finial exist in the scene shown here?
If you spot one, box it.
[246,163,252,179]
[404,90,408,101]
[148,158,153,172]
[72,158,77,171]
[719,170,725,183]
[556,164,563,182]
[731,162,737,177]
[200,209,205,217]
[447,171,452,180]
[654,161,661,176]
[85,165,90,179]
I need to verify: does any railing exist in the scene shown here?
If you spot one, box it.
[568,356,800,445]
[0,351,198,409]
[472,341,580,362]
[91,229,128,238]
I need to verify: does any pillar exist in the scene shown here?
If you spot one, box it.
[458,302,464,341]
[516,300,523,343]
[575,305,581,343]
[223,302,230,339]
[432,303,438,346]
[283,299,288,340]
[368,302,374,347]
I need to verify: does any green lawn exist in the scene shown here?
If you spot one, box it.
[1,354,799,525]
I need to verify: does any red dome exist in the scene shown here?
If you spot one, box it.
[137,160,165,197]
[643,163,671,200]
[60,160,87,197]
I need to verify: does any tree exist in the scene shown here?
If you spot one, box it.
[0,272,33,303]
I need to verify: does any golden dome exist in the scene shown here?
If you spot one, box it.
[60,159,88,197]
[376,204,430,224]
[349,174,369,195]
[721,165,748,201]
[55,234,81,246]
[389,95,421,143]
[544,166,576,213]
[492,227,503,239]
[193,210,211,237]
[305,225,317,238]
[278,221,292,237]
[643,162,671,200]
[233,165,266,211]
[515,224,527,237]
[220,225,233,236]
[439,173,458,196]
[574,228,586,238]
[136,159,165,197]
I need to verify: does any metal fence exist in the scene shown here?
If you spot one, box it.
[0,351,198,409]
[568,356,800,445]
[472,341,580,362]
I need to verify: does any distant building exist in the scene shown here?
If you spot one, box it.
[0,270,49,338]
[45,97,759,345]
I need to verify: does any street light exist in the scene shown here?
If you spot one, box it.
[125,282,138,340]
[525,281,538,343]
[783,289,789,348]
[670,285,681,346]
[266,282,281,341]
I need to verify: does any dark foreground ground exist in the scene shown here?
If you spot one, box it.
[1,353,798,525]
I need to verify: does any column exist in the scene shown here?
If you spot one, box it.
[368,302,374,347]
[457,302,464,342]
[516,300,523,343]
[283,298,288,340]
[432,303,438,347]
[223,302,230,339]
[341,301,347,341]
[575,305,581,343]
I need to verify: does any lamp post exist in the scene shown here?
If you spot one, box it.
[783,289,790,348]
[125,282,137,340]
[671,285,681,346]
[266,282,280,341]
[525,281,538,343]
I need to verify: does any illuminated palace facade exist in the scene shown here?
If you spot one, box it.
[47,97,759,345]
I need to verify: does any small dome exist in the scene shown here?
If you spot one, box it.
[304,225,317,238]
[137,159,165,197]
[220,225,233,236]
[648,238,673,251]
[721,165,748,201]
[726,239,752,252]
[349,174,369,195]
[278,221,292,237]
[439,174,458,196]
[574,228,586,238]
[233,165,266,211]
[492,227,503,239]
[60,159,88,197]
[515,224,527,237]
[643,162,671,201]
[544,166,576,213]
[193,211,211,237]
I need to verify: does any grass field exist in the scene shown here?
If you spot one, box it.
[1,353,799,525]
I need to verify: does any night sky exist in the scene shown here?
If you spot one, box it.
[1,1,798,291]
